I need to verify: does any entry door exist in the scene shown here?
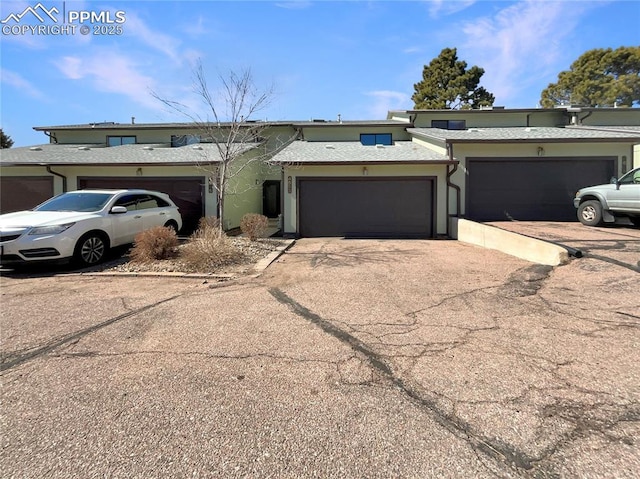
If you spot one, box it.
[263,180,281,218]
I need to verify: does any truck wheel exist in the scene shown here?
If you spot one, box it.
[577,200,603,226]
[630,217,640,227]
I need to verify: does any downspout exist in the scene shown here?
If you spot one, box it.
[43,130,58,144]
[280,166,285,232]
[445,141,461,238]
[578,111,593,125]
[46,166,67,193]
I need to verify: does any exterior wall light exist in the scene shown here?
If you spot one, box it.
[287,176,292,194]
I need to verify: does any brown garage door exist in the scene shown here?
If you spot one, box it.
[467,157,616,221]
[298,177,434,238]
[78,177,204,234]
[1,176,54,213]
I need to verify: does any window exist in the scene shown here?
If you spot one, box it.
[171,134,201,147]
[360,133,392,146]
[114,194,171,211]
[107,136,136,147]
[113,194,138,211]
[431,120,466,130]
[138,194,170,209]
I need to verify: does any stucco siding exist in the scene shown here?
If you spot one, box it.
[300,126,411,142]
[412,111,563,128]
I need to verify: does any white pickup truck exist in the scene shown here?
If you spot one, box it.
[574,167,640,227]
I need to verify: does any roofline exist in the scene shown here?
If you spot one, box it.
[408,129,640,144]
[33,119,414,131]
[390,106,640,115]
[272,160,458,166]
[291,120,412,127]
[444,137,640,144]
[1,161,221,167]
[33,121,296,131]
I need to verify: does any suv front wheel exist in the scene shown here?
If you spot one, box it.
[578,200,603,226]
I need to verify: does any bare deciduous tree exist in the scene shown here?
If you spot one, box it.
[153,61,295,231]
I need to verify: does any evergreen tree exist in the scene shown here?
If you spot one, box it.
[540,46,640,107]
[412,47,495,110]
[1,129,14,149]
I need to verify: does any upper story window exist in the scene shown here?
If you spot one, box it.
[171,134,201,147]
[107,136,136,146]
[431,120,466,130]
[360,133,392,146]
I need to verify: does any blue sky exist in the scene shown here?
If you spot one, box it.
[1,0,639,146]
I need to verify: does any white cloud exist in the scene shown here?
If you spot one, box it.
[0,68,45,98]
[429,0,476,18]
[275,1,313,10]
[365,90,411,119]
[56,52,160,109]
[460,0,594,106]
[123,12,200,66]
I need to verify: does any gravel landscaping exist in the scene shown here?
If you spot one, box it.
[98,237,289,276]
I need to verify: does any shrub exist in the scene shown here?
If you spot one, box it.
[130,226,179,262]
[240,213,269,241]
[180,216,246,271]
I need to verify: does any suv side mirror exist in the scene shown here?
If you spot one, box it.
[110,206,128,214]
[610,176,620,190]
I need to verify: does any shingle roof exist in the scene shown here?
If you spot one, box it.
[567,125,640,134]
[0,143,259,166]
[408,126,640,143]
[270,140,452,165]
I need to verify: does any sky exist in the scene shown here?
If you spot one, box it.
[1,0,639,147]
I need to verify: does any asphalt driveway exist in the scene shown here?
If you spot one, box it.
[1,231,638,478]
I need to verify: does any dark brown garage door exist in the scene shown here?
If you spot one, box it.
[78,177,204,234]
[467,157,616,221]
[298,177,434,238]
[1,176,54,213]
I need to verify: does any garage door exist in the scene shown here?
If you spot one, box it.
[467,158,616,221]
[78,177,204,234]
[1,176,53,213]
[298,178,434,238]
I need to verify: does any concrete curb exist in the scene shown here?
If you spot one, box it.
[451,218,570,266]
[253,239,296,272]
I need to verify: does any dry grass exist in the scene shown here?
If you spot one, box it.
[130,226,179,263]
[179,217,247,271]
[100,217,286,275]
[240,213,269,241]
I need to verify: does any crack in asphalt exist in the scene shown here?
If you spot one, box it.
[0,294,184,373]
[268,287,536,473]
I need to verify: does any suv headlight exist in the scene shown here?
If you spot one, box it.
[29,222,75,235]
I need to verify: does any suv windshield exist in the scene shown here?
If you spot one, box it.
[35,192,114,212]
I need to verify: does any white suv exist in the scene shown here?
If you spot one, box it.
[0,189,182,266]
[574,167,640,227]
